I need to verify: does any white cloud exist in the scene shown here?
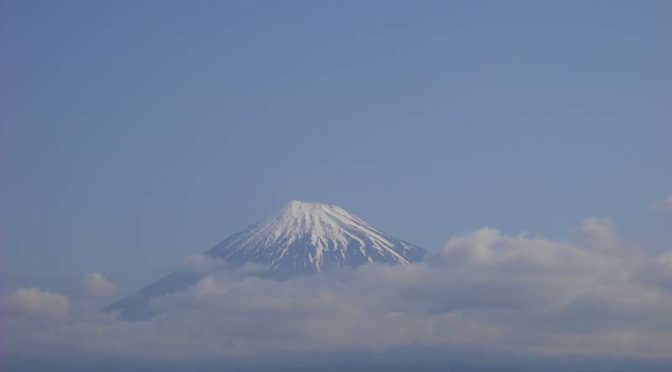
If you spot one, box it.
[653,194,672,213]
[3,219,672,365]
[82,272,117,298]
[1,287,69,321]
[657,251,672,273]
[576,217,625,252]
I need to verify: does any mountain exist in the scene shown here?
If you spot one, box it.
[107,200,426,319]
[207,200,425,273]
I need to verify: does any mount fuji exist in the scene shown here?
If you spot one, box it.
[107,200,426,319]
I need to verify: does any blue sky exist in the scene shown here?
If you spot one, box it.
[2,0,671,294]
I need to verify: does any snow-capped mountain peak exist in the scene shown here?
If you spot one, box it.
[107,200,425,319]
[207,200,425,273]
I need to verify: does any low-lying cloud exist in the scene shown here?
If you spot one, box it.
[2,218,672,369]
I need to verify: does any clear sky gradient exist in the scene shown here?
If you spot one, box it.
[2,0,671,294]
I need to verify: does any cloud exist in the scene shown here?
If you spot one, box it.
[178,254,268,278]
[2,219,672,368]
[653,195,672,213]
[577,217,620,247]
[179,254,225,274]
[81,272,117,298]
[1,287,69,321]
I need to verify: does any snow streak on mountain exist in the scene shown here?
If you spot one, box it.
[208,200,425,274]
[107,200,425,319]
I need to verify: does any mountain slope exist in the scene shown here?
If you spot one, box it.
[208,200,425,274]
[107,200,425,319]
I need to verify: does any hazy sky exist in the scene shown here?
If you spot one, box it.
[2,0,671,296]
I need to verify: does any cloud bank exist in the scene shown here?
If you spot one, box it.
[2,218,672,370]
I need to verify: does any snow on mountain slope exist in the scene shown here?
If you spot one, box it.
[107,200,425,319]
[207,200,425,275]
